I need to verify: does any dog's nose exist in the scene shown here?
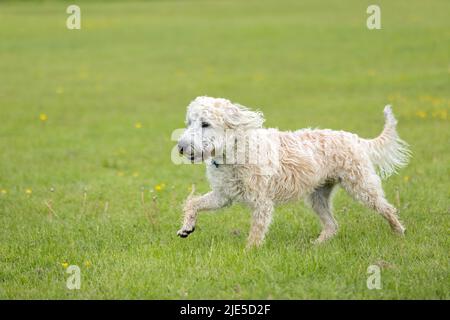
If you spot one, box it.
[178,143,184,155]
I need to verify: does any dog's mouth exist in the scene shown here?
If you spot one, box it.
[188,150,214,163]
[187,153,202,163]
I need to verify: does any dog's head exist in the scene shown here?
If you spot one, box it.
[177,96,265,162]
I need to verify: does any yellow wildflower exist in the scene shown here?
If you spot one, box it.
[61,262,69,269]
[39,113,48,122]
[154,183,165,191]
[432,109,447,120]
[431,98,443,107]
[84,261,91,267]
[135,122,142,129]
[1,189,7,195]
[403,176,410,183]
[132,172,139,178]
[415,111,427,119]
[25,189,32,195]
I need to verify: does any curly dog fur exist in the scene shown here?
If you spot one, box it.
[176,96,411,247]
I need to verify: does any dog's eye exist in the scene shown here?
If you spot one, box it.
[202,122,210,128]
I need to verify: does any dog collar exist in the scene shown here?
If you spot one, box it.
[212,160,220,168]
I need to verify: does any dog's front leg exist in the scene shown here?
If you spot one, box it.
[177,191,229,238]
[247,200,274,248]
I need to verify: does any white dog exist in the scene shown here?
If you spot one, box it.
[176,96,410,247]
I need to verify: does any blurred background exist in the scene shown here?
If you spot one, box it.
[0,0,448,299]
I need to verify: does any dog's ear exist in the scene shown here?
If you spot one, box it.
[222,101,265,129]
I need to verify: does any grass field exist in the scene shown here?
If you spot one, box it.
[0,0,449,299]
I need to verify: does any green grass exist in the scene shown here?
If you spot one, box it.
[0,0,449,299]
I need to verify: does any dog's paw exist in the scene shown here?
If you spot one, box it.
[311,230,337,245]
[392,225,406,236]
[177,226,195,238]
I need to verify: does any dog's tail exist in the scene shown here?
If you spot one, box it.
[364,105,411,179]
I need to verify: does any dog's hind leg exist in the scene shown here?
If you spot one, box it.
[308,182,338,244]
[340,169,405,235]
